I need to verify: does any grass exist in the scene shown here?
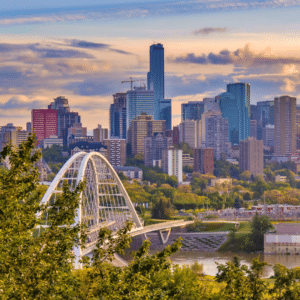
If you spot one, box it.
[218,233,250,252]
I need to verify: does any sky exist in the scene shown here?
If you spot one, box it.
[1,0,300,130]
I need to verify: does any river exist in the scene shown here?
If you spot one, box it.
[169,251,300,278]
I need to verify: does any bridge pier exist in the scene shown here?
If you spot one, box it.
[157,228,172,245]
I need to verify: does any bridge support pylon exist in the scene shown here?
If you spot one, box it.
[157,228,171,245]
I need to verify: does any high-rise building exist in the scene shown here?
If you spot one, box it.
[128,113,166,156]
[274,96,297,156]
[251,100,274,140]
[162,148,182,183]
[110,93,127,139]
[179,119,201,148]
[193,148,214,174]
[262,124,275,148]
[32,109,57,144]
[218,83,250,143]
[203,115,228,160]
[104,139,126,167]
[26,122,32,133]
[173,126,180,145]
[160,98,172,130]
[148,43,164,120]
[93,124,109,143]
[181,101,205,122]
[48,96,81,146]
[126,87,154,131]
[250,120,257,139]
[239,138,263,175]
[144,133,173,167]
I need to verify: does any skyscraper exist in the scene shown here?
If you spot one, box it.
[239,138,263,176]
[160,98,172,130]
[274,95,296,156]
[48,96,81,146]
[162,148,183,183]
[110,93,127,139]
[126,87,154,131]
[148,43,164,120]
[218,82,250,143]
[226,82,250,142]
[181,101,204,122]
[193,148,214,174]
[127,114,166,156]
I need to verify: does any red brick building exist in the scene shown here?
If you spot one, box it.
[32,109,57,142]
[193,148,214,174]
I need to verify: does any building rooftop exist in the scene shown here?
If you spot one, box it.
[274,223,300,235]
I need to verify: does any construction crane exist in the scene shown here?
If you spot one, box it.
[121,77,146,90]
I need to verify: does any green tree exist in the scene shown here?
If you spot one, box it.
[249,214,273,251]
[270,264,300,300]
[0,136,86,299]
[152,197,174,219]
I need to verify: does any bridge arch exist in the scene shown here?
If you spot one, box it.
[39,151,143,267]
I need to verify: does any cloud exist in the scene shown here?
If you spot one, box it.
[69,39,132,55]
[172,44,300,67]
[0,96,45,110]
[193,27,227,35]
[1,0,300,26]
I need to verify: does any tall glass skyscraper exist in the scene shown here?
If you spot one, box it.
[110,93,127,139]
[181,101,205,121]
[218,83,251,144]
[148,43,164,120]
[126,87,154,131]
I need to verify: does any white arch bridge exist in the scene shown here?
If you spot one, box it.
[39,152,193,267]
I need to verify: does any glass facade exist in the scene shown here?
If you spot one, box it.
[148,43,164,120]
[126,87,154,130]
[160,98,172,130]
[181,101,205,121]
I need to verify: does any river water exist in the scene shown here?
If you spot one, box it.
[169,251,300,278]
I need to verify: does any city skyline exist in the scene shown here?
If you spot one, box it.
[1,0,300,129]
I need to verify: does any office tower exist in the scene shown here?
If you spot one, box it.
[239,138,263,175]
[160,98,172,130]
[0,125,29,150]
[217,92,239,144]
[93,124,108,143]
[26,122,32,133]
[32,109,57,144]
[218,83,250,143]
[48,96,81,146]
[162,148,183,183]
[181,101,205,122]
[203,98,217,111]
[297,109,300,150]
[126,87,154,131]
[262,124,275,148]
[173,126,180,145]
[128,114,166,156]
[110,93,127,139]
[250,120,257,139]
[148,43,164,120]
[193,148,214,174]
[104,139,126,167]
[144,133,173,167]
[274,96,296,156]
[203,115,229,160]
[251,100,274,140]
[179,119,201,148]
[200,102,223,147]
